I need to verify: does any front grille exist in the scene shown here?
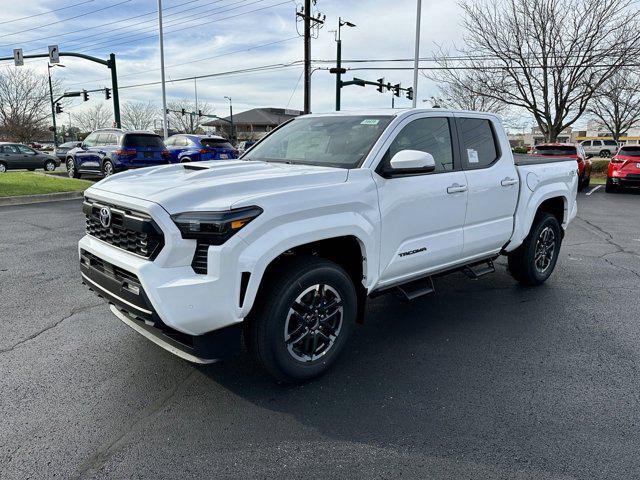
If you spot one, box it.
[81,250,141,285]
[191,241,211,274]
[84,199,164,259]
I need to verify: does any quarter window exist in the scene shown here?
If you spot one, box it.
[381,117,454,174]
[458,117,499,169]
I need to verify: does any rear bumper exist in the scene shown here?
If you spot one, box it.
[80,248,242,362]
[610,174,640,187]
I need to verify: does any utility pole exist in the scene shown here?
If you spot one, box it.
[47,63,65,146]
[412,0,422,108]
[334,18,355,111]
[297,1,325,114]
[225,96,234,142]
[157,0,168,139]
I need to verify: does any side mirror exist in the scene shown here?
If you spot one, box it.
[80,143,87,150]
[384,149,436,177]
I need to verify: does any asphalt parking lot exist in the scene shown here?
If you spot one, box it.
[1,188,639,479]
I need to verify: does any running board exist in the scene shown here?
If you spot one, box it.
[461,259,495,280]
[396,276,435,300]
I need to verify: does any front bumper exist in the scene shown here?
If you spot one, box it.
[80,247,242,362]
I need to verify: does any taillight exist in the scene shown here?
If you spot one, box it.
[115,149,136,156]
[611,156,623,164]
[161,149,170,159]
[199,148,209,154]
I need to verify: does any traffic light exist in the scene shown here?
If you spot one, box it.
[393,84,401,97]
[82,90,89,101]
[198,110,203,117]
[104,88,111,100]
[180,108,186,116]
[405,87,414,101]
[376,78,385,93]
[55,103,63,114]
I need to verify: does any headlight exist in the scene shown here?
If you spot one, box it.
[171,206,262,245]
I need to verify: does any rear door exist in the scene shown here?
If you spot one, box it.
[455,114,519,258]
[1,145,22,169]
[375,112,469,285]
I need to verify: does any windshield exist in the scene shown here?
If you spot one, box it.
[244,115,393,168]
[619,146,640,157]
[533,145,576,156]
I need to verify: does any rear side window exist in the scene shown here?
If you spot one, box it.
[123,134,164,149]
[458,118,499,169]
[533,145,577,155]
[604,140,617,146]
[201,138,234,149]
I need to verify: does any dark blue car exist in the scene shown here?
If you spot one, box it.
[66,129,170,178]
[165,134,238,163]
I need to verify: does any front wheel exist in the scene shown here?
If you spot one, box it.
[67,158,80,178]
[508,212,562,286]
[245,256,357,382]
[102,160,114,177]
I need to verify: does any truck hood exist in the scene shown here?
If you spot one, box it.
[87,160,349,214]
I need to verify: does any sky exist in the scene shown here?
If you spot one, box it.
[0,0,471,119]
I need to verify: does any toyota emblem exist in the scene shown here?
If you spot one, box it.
[99,206,112,228]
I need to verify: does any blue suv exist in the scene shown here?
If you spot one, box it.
[66,129,170,178]
[165,134,238,163]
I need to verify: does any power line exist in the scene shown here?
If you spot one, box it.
[0,0,133,40]
[71,0,276,53]
[64,36,299,86]
[0,0,96,26]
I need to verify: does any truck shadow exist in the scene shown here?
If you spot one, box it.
[191,269,587,470]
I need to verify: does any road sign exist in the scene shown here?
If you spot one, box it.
[13,48,23,66]
[48,45,60,64]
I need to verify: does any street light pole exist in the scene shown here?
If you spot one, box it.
[335,18,355,111]
[157,0,168,139]
[412,0,422,108]
[47,63,65,147]
[225,96,234,142]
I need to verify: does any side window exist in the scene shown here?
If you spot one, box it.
[458,117,499,169]
[593,140,602,147]
[107,133,118,145]
[165,137,175,146]
[179,137,189,147]
[381,117,454,174]
[582,141,591,147]
[17,145,36,154]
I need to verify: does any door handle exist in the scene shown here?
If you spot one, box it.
[447,183,468,194]
[501,177,519,187]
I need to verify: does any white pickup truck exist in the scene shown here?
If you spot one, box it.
[79,109,578,381]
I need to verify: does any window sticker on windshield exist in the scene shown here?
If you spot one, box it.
[361,119,380,125]
[467,148,479,163]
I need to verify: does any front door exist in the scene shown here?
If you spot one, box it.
[17,145,42,169]
[374,114,468,286]
[454,114,519,258]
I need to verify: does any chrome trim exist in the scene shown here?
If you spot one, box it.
[110,305,217,365]
[81,272,152,315]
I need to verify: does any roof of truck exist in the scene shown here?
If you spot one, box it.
[305,108,501,120]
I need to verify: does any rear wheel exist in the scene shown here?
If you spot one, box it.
[44,160,56,172]
[67,158,80,178]
[508,212,562,286]
[245,256,357,382]
[102,160,114,177]
[605,178,618,193]
[600,150,610,158]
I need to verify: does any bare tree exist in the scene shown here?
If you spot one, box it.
[166,99,213,134]
[121,101,158,131]
[74,103,113,133]
[0,67,62,143]
[432,0,640,142]
[588,69,640,142]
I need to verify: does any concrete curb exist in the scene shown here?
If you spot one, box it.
[0,190,84,207]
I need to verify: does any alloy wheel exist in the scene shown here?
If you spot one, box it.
[67,159,74,177]
[284,284,344,362]
[534,226,556,273]
[103,162,113,177]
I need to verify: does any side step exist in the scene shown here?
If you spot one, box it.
[461,259,495,280]
[396,276,435,300]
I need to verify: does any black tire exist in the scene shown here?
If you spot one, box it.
[180,157,191,163]
[27,168,35,171]
[605,178,618,193]
[67,158,80,178]
[0,162,6,173]
[102,160,114,177]
[578,173,590,192]
[245,256,357,382]
[44,160,56,172]
[600,150,610,158]
[508,212,562,286]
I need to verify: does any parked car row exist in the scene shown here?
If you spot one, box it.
[65,129,239,179]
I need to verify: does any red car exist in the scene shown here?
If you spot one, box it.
[606,145,640,193]
[532,143,591,191]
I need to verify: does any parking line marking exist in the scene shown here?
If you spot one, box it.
[586,185,602,196]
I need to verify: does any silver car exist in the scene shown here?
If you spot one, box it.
[580,139,618,158]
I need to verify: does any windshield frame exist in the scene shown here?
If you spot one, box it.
[240,114,394,169]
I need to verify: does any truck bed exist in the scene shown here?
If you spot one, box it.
[513,154,577,166]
